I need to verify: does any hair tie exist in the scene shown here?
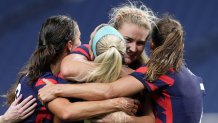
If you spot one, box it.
[92,25,124,57]
[171,27,177,32]
[39,45,47,49]
[109,46,116,48]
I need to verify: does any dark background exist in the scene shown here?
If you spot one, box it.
[0,0,217,117]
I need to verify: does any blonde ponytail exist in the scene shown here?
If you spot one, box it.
[86,35,125,83]
[87,46,123,83]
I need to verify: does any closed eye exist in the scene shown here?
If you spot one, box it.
[137,41,146,46]
[124,37,134,43]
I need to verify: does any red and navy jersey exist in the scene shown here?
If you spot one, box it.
[71,44,91,61]
[130,65,205,123]
[15,71,83,123]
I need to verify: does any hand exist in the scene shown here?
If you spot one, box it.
[38,79,58,104]
[91,111,133,123]
[112,97,139,116]
[2,95,37,123]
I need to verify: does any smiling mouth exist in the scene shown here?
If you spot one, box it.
[125,54,135,59]
[126,52,135,57]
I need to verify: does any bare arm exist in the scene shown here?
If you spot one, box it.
[130,116,155,123]
[60,54,95,81]
[47,97,138,122]
[39,76,144,102]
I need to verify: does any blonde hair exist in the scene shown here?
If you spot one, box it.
[109,1,157,65]
[140,50,149,63]
[75,35,125,83]
[109,1,157,31]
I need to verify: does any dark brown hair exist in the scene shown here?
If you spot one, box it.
[6,15,78,105]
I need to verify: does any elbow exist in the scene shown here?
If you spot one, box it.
[53,102,81,122]
[60,111,71,122]
[59,108,78,122]
[58,108,72,121]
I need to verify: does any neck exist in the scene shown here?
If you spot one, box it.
[50,62,61,75]
[50,54,65,75]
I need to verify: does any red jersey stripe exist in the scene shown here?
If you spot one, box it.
[83,44,89,48]
[35,107,52,123]
[73,48,90,60]
[135,66,148,73]
[163,91,173,123]
[146,81,158,91]
[158,75,174,86]
[152,91,173,123]
[35,78,57,86]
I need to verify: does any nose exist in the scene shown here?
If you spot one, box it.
[129,42,137,52]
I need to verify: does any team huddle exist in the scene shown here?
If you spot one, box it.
[0,1,204,123]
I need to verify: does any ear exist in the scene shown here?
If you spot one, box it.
[88,45,94,60]
[66,40,74,52]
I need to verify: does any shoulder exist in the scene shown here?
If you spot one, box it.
[71,44,91,61]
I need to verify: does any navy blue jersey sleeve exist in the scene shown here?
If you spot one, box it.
[34,74,72,89]
[71,44,91,61]
[129,66,175,92]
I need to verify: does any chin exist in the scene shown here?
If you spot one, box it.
[124,58,133,65]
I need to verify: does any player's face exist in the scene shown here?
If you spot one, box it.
[118,22,150,65]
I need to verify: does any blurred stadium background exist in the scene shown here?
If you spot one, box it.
[0,0,217,122]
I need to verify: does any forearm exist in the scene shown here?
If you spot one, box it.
[39,76,144,102]
[129,116,155,123]
[56,76,144,101]
[48,98,120,121]
[56,83,111,100]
